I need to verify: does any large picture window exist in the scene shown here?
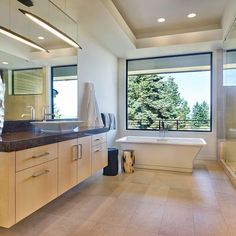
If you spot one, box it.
[126,53,212,131]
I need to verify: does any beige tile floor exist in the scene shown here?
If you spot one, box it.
[1,160,236,236]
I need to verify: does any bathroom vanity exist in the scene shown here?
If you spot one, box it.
[0,126,108,228]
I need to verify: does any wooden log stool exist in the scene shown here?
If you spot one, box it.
[122,150,135,173]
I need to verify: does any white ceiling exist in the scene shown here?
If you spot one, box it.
[112,0,229,38]
[59,0,229,57]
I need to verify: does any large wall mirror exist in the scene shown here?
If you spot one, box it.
[0,0,79,121]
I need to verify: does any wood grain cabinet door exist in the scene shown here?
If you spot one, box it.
[77,136,92,184]
[16,159,57,222]
[58,139,78,195]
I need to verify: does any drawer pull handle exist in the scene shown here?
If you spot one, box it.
[32,170,50,178]
[72,145,78,161]
[32,152,50,158]
[72,144,83,160]
[78,144,83,159]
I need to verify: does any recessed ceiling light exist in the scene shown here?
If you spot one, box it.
[157,18,166,23]
[38,36,44,40]
[187,13,196,18]
[2,61,9,65]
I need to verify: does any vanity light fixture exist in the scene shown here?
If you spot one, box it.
[0,25,49,52]
[187,13,196,18]
[2,62,9,65]
[19,9,82,49]
[157,18,166,23]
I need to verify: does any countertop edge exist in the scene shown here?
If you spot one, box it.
[0,127,109,152]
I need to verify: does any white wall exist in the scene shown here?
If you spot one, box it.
[77,28,118,146]
[117,50,223,160]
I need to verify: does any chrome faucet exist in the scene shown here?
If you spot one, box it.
[21,106,35,120]
[42,106,54,121]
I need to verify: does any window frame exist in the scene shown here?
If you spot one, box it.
[126,52,213,132]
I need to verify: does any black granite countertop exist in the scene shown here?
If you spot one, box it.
[0,125,109,152]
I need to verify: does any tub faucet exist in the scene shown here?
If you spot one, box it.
[21,106,35,120]
[159,120,168,137]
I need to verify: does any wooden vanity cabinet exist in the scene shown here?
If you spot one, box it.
[58,136,92,195]
[0,132,107,228]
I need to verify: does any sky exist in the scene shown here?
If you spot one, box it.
[223,69,236,86]
[53,80,78,118]
[159,71,211,112]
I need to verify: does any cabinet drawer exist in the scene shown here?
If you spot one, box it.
[92,143,108,174]
[92,133,107,146]
[16,159,57,222]
[16,144,57,172]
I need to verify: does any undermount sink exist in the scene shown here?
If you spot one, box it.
[31,120,84,133]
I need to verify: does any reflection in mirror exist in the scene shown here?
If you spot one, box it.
[0,0,79,121]
[0,51,45,121]
[0,0,78,53]
[52,65,78,119]
[12,68,43,95]
[0,53,46,121]
[0,50,78,121]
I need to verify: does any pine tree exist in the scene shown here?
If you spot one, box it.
[127,74,190,129]
[192,101,210,127]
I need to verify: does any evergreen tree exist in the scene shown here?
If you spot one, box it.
[192,101,210,127]
[128,74,190,129]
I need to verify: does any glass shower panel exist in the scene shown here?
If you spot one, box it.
[222,50,236,171]
[221,20,236,178]
[224,50,236,139]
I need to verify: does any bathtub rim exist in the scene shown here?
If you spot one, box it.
[116,136,207,147]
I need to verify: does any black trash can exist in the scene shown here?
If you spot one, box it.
[103,148,119,176]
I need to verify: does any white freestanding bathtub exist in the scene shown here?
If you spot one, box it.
[116,136,206,173]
